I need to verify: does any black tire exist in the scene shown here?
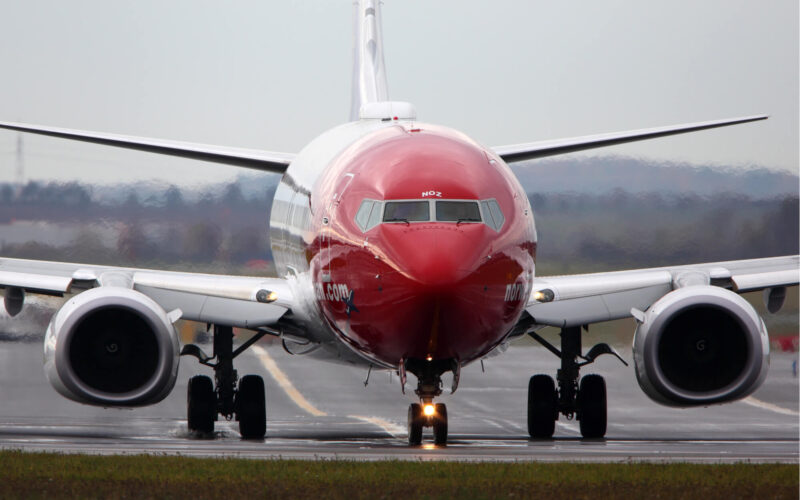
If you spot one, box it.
[187,375,215,434]
[578,374,607,439]
[237,375,267,439]
[527,374,556,439]
[408,403,423,445]
[432,403,448,445]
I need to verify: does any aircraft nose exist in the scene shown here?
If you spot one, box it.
[380,224,489,286]
[328,222,528,365]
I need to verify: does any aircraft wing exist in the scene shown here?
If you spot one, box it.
[493,115,767,163]
[0,120,294,174]
[525,255,799,328]
[0,257,296,331]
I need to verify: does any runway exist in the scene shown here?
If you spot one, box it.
[0,333,797,462]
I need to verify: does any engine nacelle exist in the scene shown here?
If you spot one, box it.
[632,286,768,407]
[44,287,180,407]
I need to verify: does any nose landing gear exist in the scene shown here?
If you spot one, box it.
[407,400,448,445]
[182,325,269,439]
[404,359,450,445]
[526,326,627,439]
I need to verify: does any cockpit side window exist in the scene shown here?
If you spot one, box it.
[383,201,430,222]
[355,199,383,232]
[436,201,481,222]
[480,199,505,231]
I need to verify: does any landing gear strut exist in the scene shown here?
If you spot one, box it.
[182,325,268,439]
[527,326,626,439]
[405,359,450,445]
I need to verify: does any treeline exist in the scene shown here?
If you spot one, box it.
[0,181,797,275]
[530,191,798,274]
[0,181,276,224]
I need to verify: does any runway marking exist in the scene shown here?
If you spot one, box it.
[742,396,799,417]
[557,421,580,433]
[252,345,327,417]
[349,415,406,438]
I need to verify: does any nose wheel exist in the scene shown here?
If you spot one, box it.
[407,402,448,445]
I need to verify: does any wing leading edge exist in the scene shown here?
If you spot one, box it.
[0,120,294,174]
[0,257,295,331]
[493,115,767,163]
[525,255,799,328]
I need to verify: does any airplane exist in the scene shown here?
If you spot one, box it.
[0,0,797,445]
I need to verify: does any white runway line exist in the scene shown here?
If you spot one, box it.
[742,396,799,417]
[349,415,406,438]
[557,421,580,433]
[252,345,327,417]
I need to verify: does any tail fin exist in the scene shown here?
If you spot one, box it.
[350,0,389,120]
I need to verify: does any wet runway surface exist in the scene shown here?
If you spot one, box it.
[0,338,797,462]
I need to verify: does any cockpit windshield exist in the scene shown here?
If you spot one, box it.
[436,201,481,222]
[383,201,430,222]
[354,198,505,232]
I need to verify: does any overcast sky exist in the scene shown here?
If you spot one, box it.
[0,1,796,186]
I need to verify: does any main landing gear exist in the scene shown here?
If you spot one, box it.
[182,325,268,439]
[526,326,627,439]
[404,359,452,445]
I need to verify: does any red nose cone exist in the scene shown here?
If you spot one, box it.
[380,223,489,286]
[310,124,535,369]
[321,222,524,364]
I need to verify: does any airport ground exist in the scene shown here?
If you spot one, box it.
[0,452,797,500]
[0,320,796,463]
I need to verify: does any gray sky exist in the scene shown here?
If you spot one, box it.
[0,0,797,186]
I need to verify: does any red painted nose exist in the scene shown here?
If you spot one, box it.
[369,223,504,361]
[380,223,490,286]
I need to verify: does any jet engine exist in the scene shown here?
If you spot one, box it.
[632,286,768,407]
[43,287,180,407]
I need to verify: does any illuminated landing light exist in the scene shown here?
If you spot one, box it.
[533,288,554,303]
[423,404,435,416]
[422,443,436,450]
[256,290,278,303]
[426,355,433,361]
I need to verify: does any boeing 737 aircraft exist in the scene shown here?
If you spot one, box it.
[0,1,797,445]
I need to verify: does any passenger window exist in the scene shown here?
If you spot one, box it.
[481,199,505,231]
[383,201,430,222]
[436,201,481,222]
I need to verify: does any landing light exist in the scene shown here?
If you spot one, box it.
[256,289,279,303]
[533,288,554,303]
[423,404,435,416]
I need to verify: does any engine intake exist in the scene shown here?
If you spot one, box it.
[44,287,180,407]
[632,286,768,407]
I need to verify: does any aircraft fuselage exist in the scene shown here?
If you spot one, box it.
[270,119,537,369]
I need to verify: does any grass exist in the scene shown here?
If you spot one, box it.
[0,451,796,499]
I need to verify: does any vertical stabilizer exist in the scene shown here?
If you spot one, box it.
[350,0,389,120]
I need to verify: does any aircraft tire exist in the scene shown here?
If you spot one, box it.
[187,375,215,434]
[237,375,267,439]
[432,403,448,445]
[408,403,423,445]
[527,374,556,439]
[578,374,607,439]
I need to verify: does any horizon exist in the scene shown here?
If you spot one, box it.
[0,1,796,185]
